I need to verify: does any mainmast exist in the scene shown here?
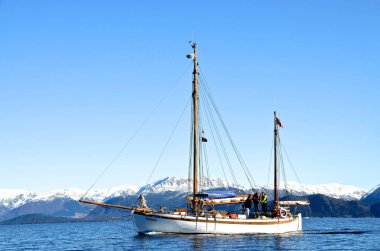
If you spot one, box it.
[273,111,279,212]
[188,43,199,212]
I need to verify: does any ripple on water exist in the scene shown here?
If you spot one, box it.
[0,218,379,250]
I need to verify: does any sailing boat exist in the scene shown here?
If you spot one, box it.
[80,43,308,234]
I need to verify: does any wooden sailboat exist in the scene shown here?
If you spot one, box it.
[80,43,308,234]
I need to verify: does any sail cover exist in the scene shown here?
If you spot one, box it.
[202,190,237,199]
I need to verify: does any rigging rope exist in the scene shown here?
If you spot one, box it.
[199,84,237,188]
[202,132,211,188]
[280,139,302,184]
[141,96,192,193]
[199,69,256,189]
[187,103,194,194]
[278,134,292,205]
[198,111,204,191]
[80,62,192,200]
[199,91,230,188]
[266,139,274,188]
[278,138,288,194]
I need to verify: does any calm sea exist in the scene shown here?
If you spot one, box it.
[0,218,379,250]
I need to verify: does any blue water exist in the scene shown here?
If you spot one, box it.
[0,218,379,250]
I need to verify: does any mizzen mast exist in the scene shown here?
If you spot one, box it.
[273,111,279,212]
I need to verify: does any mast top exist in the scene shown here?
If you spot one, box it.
[186,42,197,59]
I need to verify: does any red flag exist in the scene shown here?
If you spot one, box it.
[276,117,284,128]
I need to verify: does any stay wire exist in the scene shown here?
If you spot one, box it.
[141,96,192,193]
[199,85,230,188]
[188,104,194,194]
[204,145,211,187]
[81,62,192,200]
[199,82,238,188]
[202,135,211,187]
[203,83,255,190]
[198,110,204,190]
[281,148,288,195]
[280,139,301,184]
[199,69,254,184]
[199,77,239,188]
[199,110,211,189]
[278,136,291,204]
[266,139,274,188]
[278,137,287,193]
[199,70,256,189]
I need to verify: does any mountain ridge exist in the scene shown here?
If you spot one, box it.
[0,177,369,211]
[1,177,379,223]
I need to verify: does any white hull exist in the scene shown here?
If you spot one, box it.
[131,211,302,234]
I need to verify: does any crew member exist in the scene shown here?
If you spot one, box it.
[253,192,260,214]
[260,192,268,213]
[244,194,252,218]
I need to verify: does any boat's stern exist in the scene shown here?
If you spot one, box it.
[296,213,302,231]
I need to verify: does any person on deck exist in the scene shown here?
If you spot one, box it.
[244,194,252,218]
[253,192,260,214]
[260,192,268,213]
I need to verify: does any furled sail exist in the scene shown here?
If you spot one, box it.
[279,201,310,206]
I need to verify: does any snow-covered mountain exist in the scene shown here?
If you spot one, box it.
[137,177,366,200]
[102,184,139,200]
[0,189,36,210]
[30,185,139,203]
[0,177,368,212]
[361,184,380,205]
[137,177,233,194]
[0,185,138,212]
[278,182,366,200]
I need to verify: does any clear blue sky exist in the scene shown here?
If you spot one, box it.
[1,1,379,191]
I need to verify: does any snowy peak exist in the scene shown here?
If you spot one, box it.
[281,182,366,200]
[137,177,367,200]
[32,188,89,202]
[0,189,36,209]
[137,177,231,194]
[141,177,367,201]
[0,184,139,210]
[102,184,139,199]
[360,184,380,205]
